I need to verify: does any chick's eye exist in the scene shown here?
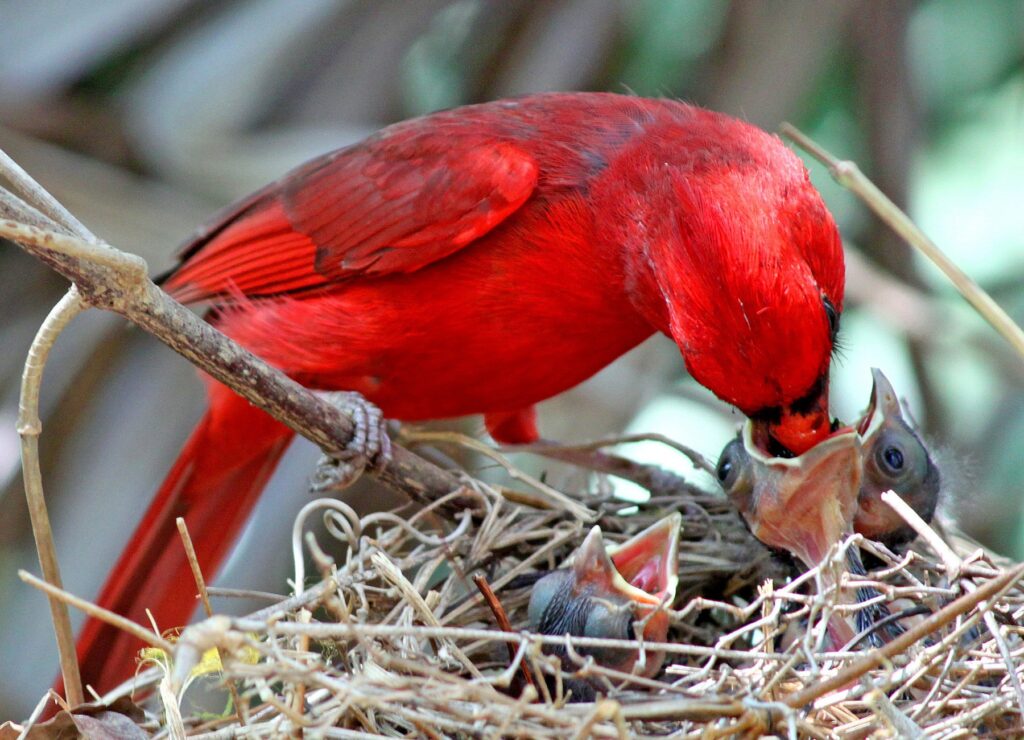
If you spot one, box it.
[882,445,905,472]
[716,438,745,489]
[823,296,840,340]
[871,427,929,488]
[716,457,733,483]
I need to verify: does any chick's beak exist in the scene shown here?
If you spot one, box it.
[528,515,681,682]
[853,367,940,545]
[609,513,681,610]
[571,526,620,590]
[727,423,863,647]
[737,422,861,570]
[573,513,681,618]
[857,368,900,438]
[755,378,833,455]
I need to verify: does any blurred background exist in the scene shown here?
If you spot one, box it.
[1,0,1022,716]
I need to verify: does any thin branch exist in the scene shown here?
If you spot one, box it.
[782,561,1024,709]
[205,587,286,603]
[398,430,593,520]
[865,689,925,738]
[473,573,536,691]
[176,518,246,727]
[0,207,485,514]
[370,551,484,679]
[505,433,718,478]
[780,123,1024,362]
[1,218,146,274]
[0,147,95,237]
[17,289,87,706]
[879,491,1024,718]
[19,570,173,654]
[219,619,786,664]
[881,490,963,580]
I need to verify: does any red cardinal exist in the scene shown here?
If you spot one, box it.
[70,92,844,694]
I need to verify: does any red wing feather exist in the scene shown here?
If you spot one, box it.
[164,132,538,302]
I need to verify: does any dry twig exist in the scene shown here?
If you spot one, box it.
[781,123,1024,362]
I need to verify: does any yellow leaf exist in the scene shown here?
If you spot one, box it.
[138,634,260,678]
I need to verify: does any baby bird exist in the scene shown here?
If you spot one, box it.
[854,368,941,549]
[528,513,681,700]
[716,369,941,648]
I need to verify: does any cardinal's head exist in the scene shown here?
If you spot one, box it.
[637,114,844,455]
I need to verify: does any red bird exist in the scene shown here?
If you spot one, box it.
[70,92,844,694]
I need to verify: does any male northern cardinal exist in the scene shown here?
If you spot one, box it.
[528,513,680,699]
[71,92,844,693]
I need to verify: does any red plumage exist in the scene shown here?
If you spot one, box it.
[71,92,843,693]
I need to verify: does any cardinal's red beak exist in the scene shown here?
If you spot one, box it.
[756,378,832,455]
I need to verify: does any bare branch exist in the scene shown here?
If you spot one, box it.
[0,203,488,513]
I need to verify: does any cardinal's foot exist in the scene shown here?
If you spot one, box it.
[311,392,392,492]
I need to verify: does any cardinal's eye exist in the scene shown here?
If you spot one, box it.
[823,296,840,340]
[716,457,733,483]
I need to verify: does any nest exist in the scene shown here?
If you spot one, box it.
[22,436,1024,738]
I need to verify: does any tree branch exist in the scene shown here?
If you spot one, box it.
[0,143,593,706]
[0,191,496,513]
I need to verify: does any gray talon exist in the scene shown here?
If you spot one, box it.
[310,392,392,493]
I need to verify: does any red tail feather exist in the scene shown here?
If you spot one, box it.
[67,384,293,695]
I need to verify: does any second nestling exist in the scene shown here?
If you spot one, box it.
[527,513,681,701]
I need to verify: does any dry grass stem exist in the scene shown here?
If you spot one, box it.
[18,570,173,654]
[781,122,1024,362]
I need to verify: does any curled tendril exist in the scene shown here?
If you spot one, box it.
[291,498,474,596]
[342,509,473,548]
[291,499,363,595]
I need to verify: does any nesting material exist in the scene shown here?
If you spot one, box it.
[40,445,1024,738]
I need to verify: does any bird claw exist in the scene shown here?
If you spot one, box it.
[310,392,392,493]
